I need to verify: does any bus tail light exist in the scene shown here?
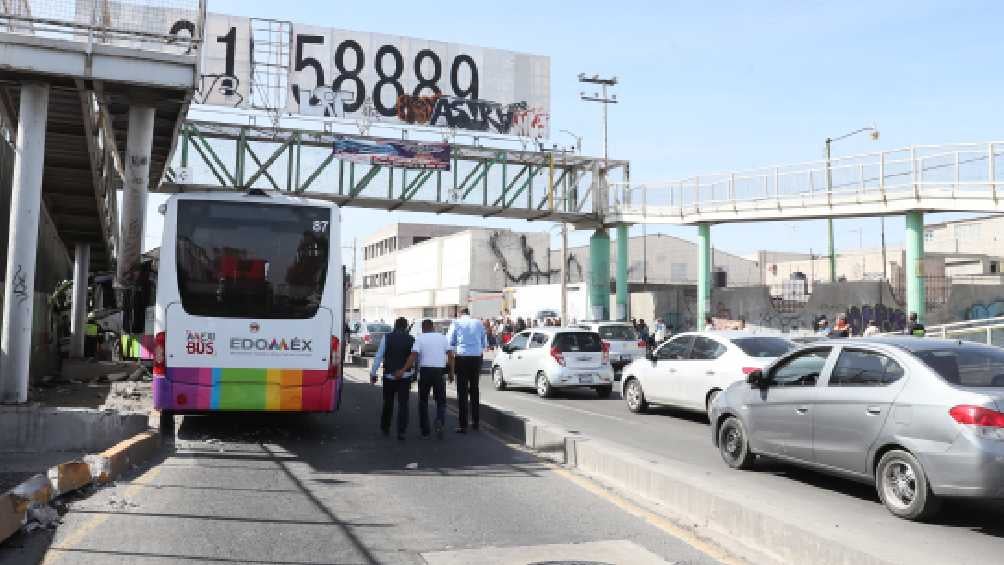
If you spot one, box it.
[153,332,166,377]
[550,346,565,367]
[601,341,610,364]
[329,336,341,380]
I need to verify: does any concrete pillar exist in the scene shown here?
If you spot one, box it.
[615,224,629,321]
[116,104,156,287]
[588,229,611,320]
[70,243,91,358]
[1,83,49,404]
[697,223,712,331]
[905,211,926,323]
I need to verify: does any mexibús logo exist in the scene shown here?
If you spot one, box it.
[230,336,313,354]
[186,331,215,355]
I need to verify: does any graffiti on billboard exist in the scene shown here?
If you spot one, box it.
[395,95,550,138]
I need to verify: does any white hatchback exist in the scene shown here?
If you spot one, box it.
[491,328,616,398]
[621,332,795,418]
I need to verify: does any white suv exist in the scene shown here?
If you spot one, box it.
[577,321,646,378]
[491,328,616,398]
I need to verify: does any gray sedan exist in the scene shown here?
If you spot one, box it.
[710,337,1004,520]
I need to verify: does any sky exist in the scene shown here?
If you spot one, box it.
[146,0,1004,268]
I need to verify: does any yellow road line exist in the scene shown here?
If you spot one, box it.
[43,465,164,564]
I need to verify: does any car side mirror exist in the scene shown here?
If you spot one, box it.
[747,369,764,387]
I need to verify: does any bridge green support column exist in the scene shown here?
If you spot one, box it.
[697,223,712,331]
[589,229,611,320]
[905,211,926,323]
[615,223,629,321]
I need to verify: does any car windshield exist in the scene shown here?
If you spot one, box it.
[554,332,603,352]
[913,345,1004,387]
[732,337,795,358]
[367,323,392,333]
[598,325,638,340]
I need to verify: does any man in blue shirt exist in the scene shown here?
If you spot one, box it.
[447,307,487,433]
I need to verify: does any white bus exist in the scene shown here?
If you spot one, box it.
[153,192,343,422]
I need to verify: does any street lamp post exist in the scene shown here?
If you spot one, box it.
[825,126,879,283]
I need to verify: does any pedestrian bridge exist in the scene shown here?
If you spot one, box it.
[607,142,1004,225]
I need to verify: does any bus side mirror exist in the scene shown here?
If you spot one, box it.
[747,370,764,387]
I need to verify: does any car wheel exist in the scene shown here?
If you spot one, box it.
[718,416,755,470]
[595,385,613,398]
[876,449,942,521]
[624,378,648,413]
[536,372,552,398]
[492,366,506,391]
[706,389,722,421]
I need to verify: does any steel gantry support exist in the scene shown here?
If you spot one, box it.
[697,223,712,331]
[589,229,611,320]
[1,82,49,403]
[160,121,627,228]
[70,244,91,359]
[615,223,629,321]
[905,211,926,323]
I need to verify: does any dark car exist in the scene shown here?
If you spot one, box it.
[348,322,392,356]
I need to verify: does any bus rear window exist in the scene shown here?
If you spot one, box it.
[176,200,330,319]
[554,332,603,352]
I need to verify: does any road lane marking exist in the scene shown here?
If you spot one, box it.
[43,465,164,564]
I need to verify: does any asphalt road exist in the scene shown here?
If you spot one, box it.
[19,379,724,565]
[463,356,1004,565]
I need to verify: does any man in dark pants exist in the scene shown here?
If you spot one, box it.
[447,307,488,433]
[369,317,415,440]
[399,319,454,438]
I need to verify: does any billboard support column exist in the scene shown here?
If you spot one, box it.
[589,229,611,320]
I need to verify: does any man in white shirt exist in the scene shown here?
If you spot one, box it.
[399,319,454,439]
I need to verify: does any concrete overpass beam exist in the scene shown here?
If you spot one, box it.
[588,229,611,320]
[615,224,629,321]
[116,103,156,288]
[1,82,50,404]
[70,244,91,359]
[697,223,711,331]
[905,211,926,323]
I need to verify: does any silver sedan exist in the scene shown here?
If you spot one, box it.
[710,337,1004,520]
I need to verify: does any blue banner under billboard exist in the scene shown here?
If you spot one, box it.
[332,137,451,170]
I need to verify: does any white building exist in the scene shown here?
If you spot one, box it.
[359,223,550,321]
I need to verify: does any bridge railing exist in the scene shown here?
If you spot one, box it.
[0,0,204,55]
[609,141,1004,219]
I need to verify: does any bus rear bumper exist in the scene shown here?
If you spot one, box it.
[153,375,338,412]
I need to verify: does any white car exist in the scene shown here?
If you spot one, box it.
[492,328,616,398]
[576,321,647,378]
[621,332,795,417]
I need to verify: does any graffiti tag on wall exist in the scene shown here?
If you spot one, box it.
[396,94,549,138]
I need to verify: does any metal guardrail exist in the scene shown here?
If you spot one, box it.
[0,0,204,55]
[923,316,1004,347]
[609,141,1004,221]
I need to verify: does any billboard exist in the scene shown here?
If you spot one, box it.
[332,137,450,170]
[167,13,550,138]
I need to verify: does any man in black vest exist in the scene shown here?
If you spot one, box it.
[369,317,416,440]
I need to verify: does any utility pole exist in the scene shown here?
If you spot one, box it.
[824,125,880,284]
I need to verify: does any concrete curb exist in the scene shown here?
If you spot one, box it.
[0,428,161,545]
[450,395,891,565]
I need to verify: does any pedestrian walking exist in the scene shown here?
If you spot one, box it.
[905,312,926,337]
[447,307,488,433]
[816,317,831,336]
[369,317,415,440]
[830,314,851,338]
[399,319,453,439]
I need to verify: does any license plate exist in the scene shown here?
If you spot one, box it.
[579,374,593,383]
